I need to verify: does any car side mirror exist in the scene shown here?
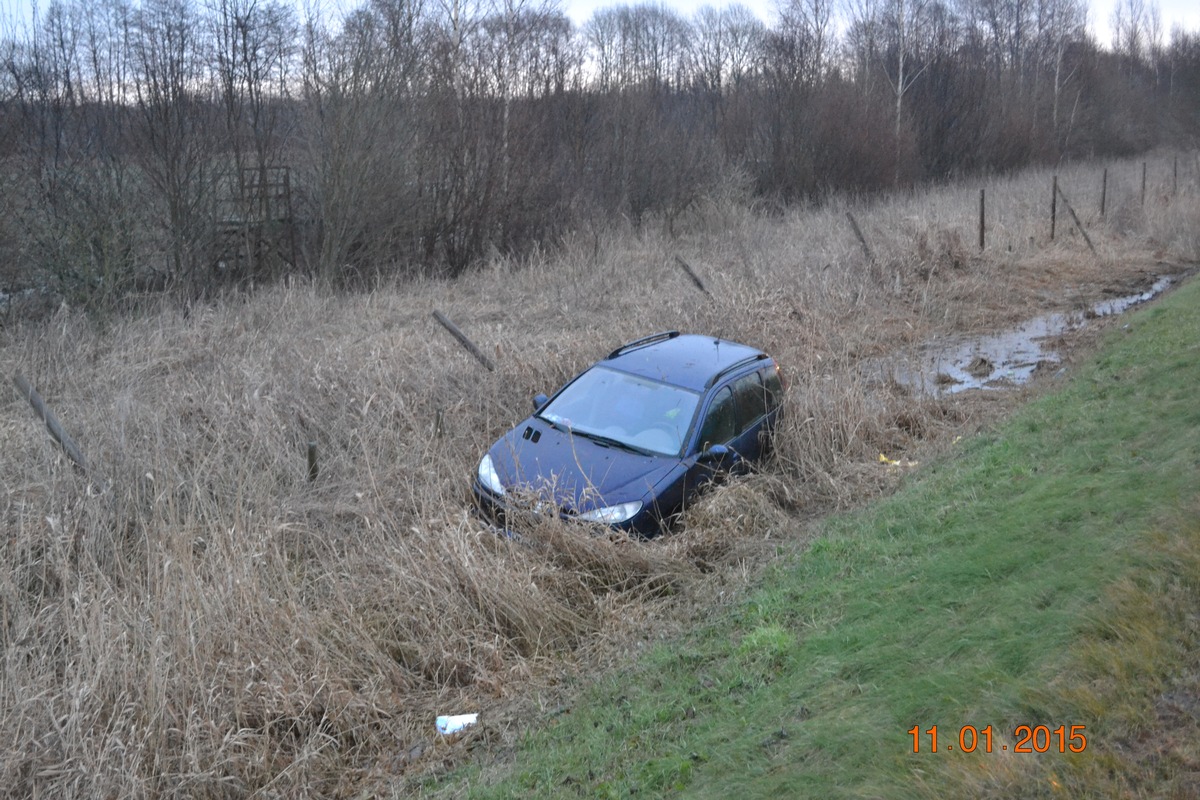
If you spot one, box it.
[532,393,549,411]
[698,443,729,463]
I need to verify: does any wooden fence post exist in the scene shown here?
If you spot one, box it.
[432,310,496,372]
[1054,183,1097,256]
[1051,175,1058,240]
[978,188,985,251]
[845,212,875,264]
[1141,161,1147,206]
[307,441,318,482]
[1100,168,1107,218]
[674,255,712,299]
[12,373,88,473]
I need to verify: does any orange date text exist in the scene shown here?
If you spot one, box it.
[908,724,1087,754]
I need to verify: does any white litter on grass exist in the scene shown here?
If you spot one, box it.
[436,713,478,735]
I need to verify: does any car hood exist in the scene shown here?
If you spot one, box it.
[486,418,678,513]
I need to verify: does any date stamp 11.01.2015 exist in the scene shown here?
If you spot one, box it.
[908,724,1088,754]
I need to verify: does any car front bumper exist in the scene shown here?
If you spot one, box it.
[470,479,657,536]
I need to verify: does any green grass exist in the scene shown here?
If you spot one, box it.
[429,276,1200,799]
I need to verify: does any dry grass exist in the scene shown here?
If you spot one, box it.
[1,153,1197,797]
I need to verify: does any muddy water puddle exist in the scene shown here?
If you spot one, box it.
[881,276,1175,395]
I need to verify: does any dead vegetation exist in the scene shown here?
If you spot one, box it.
[1,157,1197,797]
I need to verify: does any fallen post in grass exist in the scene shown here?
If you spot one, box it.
[432,310,495,372]
[674,255,712,299]
[12,373,88,473]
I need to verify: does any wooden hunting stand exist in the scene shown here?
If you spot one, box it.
[212,166,298,279]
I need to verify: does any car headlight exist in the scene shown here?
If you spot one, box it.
[576,500,643,525]
[477,454,506,496]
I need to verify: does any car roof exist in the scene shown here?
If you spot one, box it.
[602,332,769,392]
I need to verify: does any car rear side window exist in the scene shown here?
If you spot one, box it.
[699,385,736,449]
[761,365,783,412]
[731,372,766,432]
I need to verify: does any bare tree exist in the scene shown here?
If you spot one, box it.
[479,0,562,208]
[882,0,934,183]
[298,0,424,276]
[207,0,297,177]
[1110,0,1154,74]
[690,4,763,91]
[204,0,298,280]
[777,0,835,85]
[583,7,621,91]
[1164,25,1200,101]
[510,7,577,96]
[963,0,1033,76]
[693,5,728,92]
[723,4,765,88]
[2,0,142,304]
[131,0,215,286]
[1027,0,1087,147]
[844,0,884,91]
[691,4,764,163]
[1145,1,1165,86]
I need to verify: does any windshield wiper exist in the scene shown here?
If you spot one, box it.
[572,429,654,456]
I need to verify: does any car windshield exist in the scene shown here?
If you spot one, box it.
[537,366,700,457]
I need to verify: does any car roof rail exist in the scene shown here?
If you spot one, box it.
[705,353,770,388]
[606,330,681,360]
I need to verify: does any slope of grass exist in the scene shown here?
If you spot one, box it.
[438,274,1200,797]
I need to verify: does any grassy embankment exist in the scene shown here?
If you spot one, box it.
[440,273,1200,796]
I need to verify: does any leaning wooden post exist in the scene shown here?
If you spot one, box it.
[978,189,986,251]
[1055,183,1097,256]
[1100,168,1107,218]
[673,255,712,299]
[307,441,318,482]
[846,212,875,264]
[1050,175,1058,240]
[1141,161,1147,206]
[12,373,88,473]
[432,310,496,372]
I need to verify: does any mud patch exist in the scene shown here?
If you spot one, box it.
[882,276,1175,395]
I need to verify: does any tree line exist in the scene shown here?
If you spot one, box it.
[0,0,1197,304]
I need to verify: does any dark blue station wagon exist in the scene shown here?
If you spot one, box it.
[472,331,784,537]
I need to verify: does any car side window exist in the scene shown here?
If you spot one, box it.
[698,385,736,449]
[761,365,783,412]
[731,372,766,432]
